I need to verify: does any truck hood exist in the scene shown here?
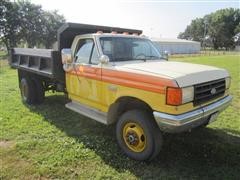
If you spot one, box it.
[115,61,229,87]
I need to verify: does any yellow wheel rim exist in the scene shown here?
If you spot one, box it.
[123,122,146,152]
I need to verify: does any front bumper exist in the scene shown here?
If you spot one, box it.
[153,95,232,133]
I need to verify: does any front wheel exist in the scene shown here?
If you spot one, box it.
[116,110,163,161]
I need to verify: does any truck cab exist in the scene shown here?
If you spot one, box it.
[10,23,232,161]
[63,33,168,118]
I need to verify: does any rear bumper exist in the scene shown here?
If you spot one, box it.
[153,95,232,133]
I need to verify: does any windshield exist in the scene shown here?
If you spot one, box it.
[99,37,162,62]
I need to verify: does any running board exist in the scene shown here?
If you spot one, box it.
[65,101,108,124]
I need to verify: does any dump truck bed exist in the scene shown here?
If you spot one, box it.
[9,22,142,88]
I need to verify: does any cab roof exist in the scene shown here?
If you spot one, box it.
[74,33,147,39]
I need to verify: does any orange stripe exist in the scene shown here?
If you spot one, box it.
[67,66,177,94]
[82,66,101,80]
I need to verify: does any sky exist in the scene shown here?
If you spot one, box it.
[30,0,239,38]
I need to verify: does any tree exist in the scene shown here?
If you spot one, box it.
[0,0,22,52]
[179,8,240,50]
[17,1,65,48]
[189,18,205,42]
[178,18,206,46]
[234,23,240,34]
[41,10,65,48]
[0,0,65,51]
[178,25,191,40]
[207,8,240,49]
[17,0,45,48]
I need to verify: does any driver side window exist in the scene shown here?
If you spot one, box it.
[75,39,94,64]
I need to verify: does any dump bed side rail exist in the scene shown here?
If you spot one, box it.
[10,48,64,82]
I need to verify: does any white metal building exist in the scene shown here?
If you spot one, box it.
[151,38,201,54]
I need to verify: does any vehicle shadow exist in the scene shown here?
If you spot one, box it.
[29,94,240,179]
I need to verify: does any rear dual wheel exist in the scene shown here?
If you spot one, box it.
[20,77,45,104]
[116,110,163,161]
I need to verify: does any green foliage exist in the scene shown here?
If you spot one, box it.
[0,50,7,60]
[17,1,44,48]
[0,55,240,179]
[0,0,22,52]
[0,0,65,51]
[208,8,240,49]
[41,10,65,48]
[234,23,240,34]
[179,18,205,43]
[178,8,240,50]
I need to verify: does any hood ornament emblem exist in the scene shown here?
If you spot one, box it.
[211,88,217,95]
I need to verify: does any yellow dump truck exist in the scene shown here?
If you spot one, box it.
[10,23,232,161]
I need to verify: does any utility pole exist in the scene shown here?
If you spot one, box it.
[203,19,208,51]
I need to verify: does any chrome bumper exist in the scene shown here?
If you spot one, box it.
[153,95,232,133]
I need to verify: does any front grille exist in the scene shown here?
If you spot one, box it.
[194,79,226,106]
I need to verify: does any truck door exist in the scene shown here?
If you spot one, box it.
[67,38,103,110]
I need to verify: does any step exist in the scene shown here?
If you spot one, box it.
[65,101,108,124]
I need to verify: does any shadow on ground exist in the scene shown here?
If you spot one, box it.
[29,94,240,179]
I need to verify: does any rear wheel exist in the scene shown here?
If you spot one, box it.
[32,78,45,104]
[20,78,37,104]
[116,110,162,161]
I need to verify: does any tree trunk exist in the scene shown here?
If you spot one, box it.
[3,39,10,55]
[212,38,219,50]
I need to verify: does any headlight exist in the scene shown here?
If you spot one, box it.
[225,77,231,89]
[166,86,194,105]
[182,86,194,103]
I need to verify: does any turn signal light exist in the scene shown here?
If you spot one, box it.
[166,87,182,105]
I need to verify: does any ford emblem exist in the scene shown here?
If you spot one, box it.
[211,88,217,95]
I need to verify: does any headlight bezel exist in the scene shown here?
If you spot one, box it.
[225,77,231,89]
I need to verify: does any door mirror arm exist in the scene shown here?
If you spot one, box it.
[162,51,169,61]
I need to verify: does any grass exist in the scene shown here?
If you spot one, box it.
[0,51,7,60]
[0,55,240,179]
[170,50,240,58]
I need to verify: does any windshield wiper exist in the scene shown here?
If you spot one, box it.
[145,55,160,59]
[134,56,160,61]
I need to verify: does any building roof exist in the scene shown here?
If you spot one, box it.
[151,38,200,44]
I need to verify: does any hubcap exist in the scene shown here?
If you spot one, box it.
[123,122,146,152]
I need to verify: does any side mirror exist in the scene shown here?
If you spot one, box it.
[61,48,72,64]
[61,48,73,72]
[99,55,110,64]
[163,50,169,60]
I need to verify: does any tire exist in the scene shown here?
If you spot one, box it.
[32,78,45,104]
[20,78,37,104]
[194,122,208,130]
[116,110,163,161]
